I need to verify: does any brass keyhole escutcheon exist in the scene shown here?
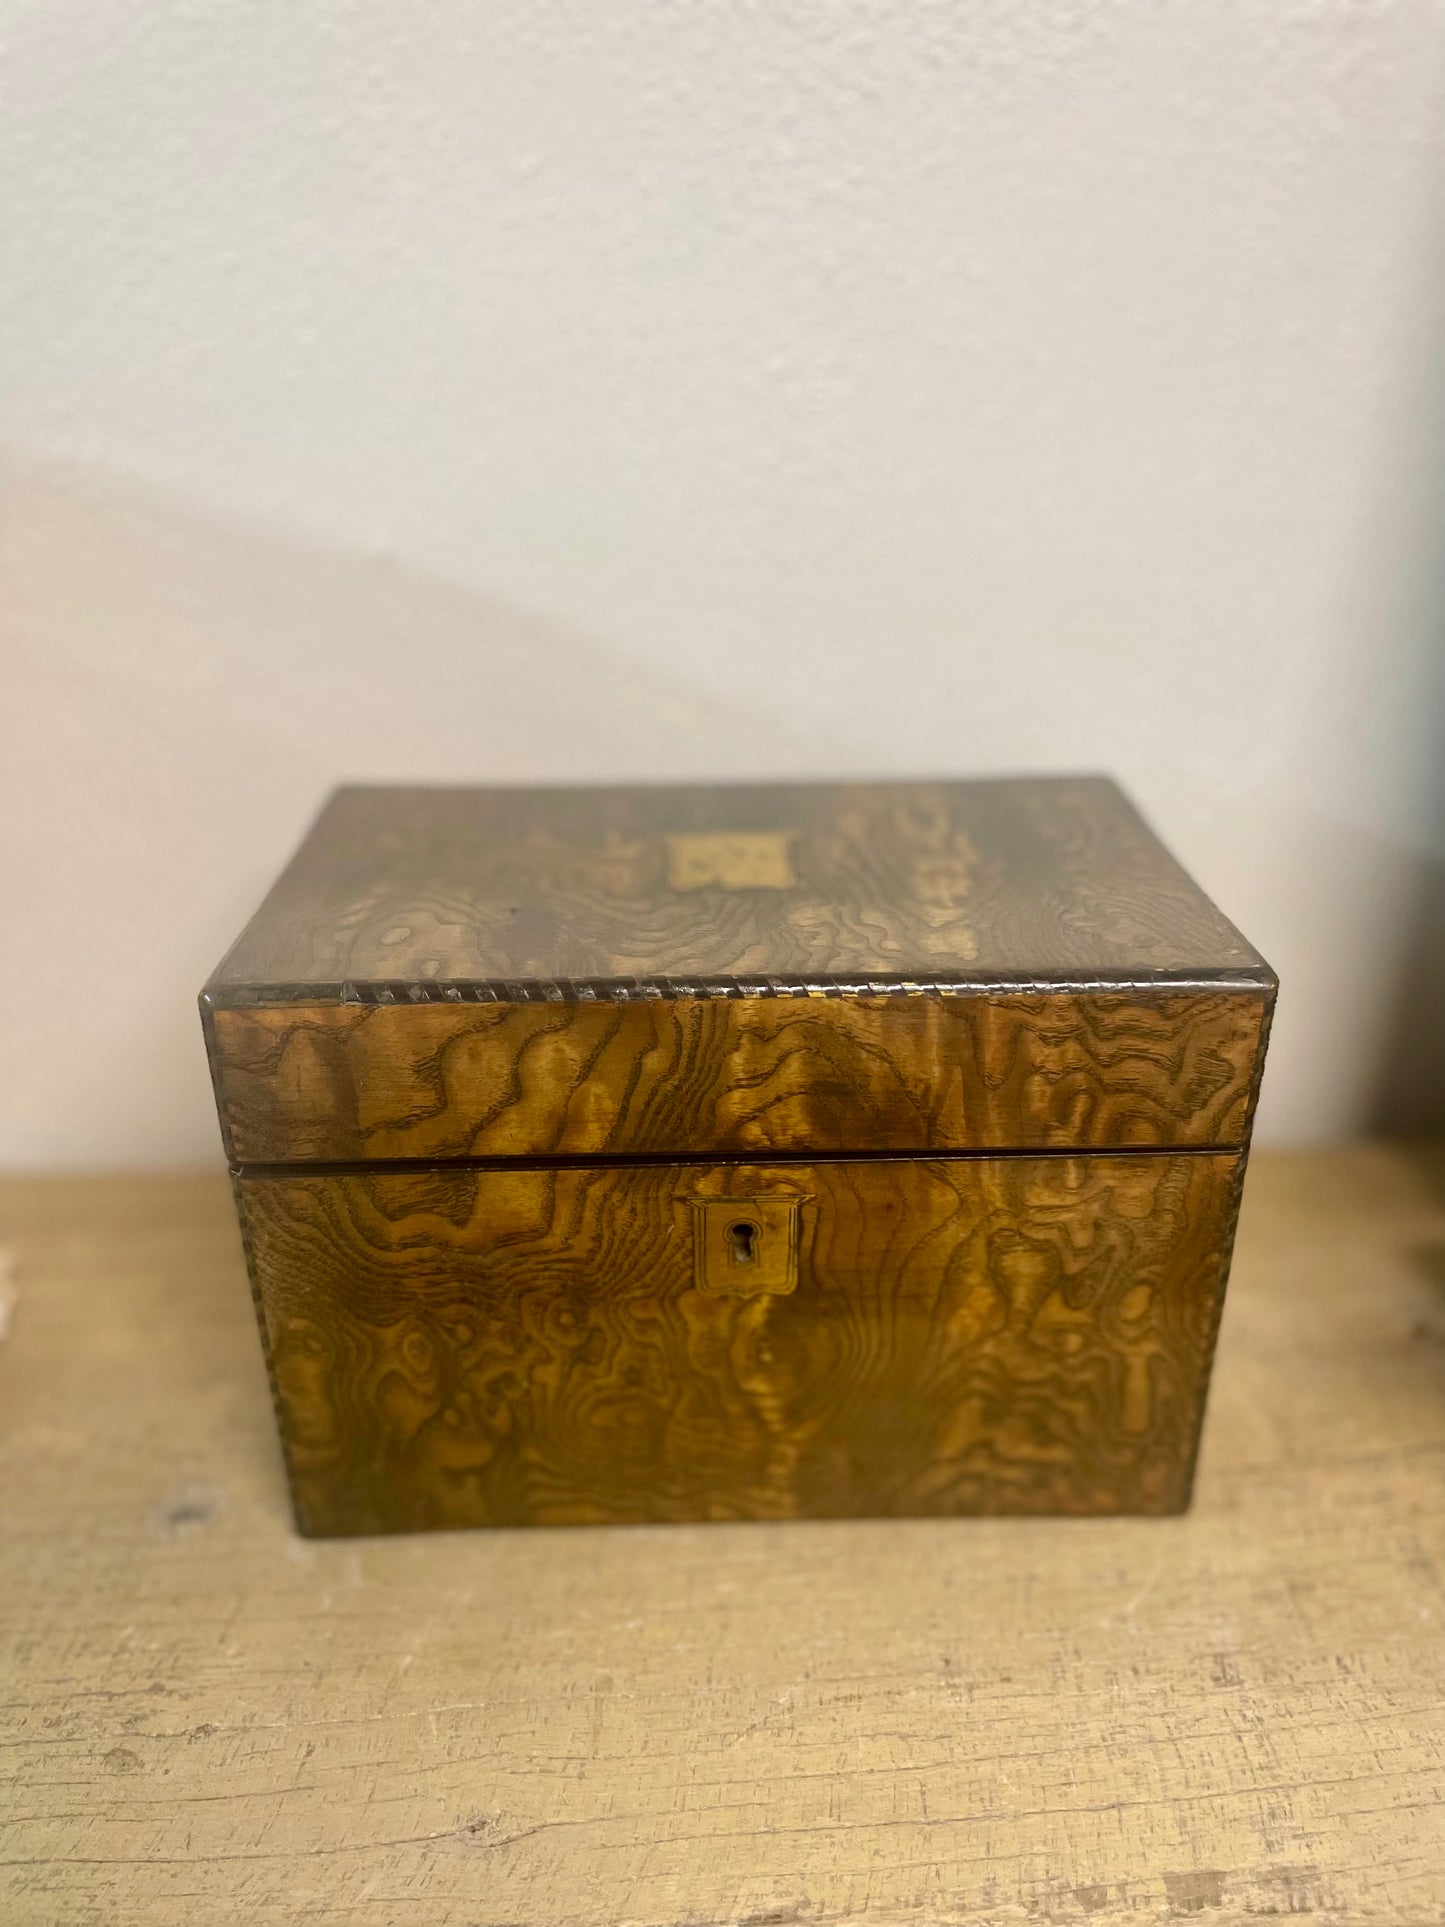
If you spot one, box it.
[728,1220,758,1266]
[688,1194,807,1297]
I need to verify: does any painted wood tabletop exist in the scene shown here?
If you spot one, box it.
[2,1145,1443,1926]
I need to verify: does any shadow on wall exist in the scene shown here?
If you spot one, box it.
[1367,720,1445,1139]
[0,453,822,1166]
[1362,206,1445,1140]
[1364,356,1445,1139]
[1361,201,1445,1145]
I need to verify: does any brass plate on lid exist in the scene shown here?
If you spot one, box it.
[665,831,797,892]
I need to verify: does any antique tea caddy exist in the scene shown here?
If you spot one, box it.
[201,777,1274,1535]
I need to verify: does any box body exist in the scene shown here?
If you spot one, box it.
[203,777,1273,1533]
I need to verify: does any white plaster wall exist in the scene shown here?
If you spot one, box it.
[4,2,1445,1166]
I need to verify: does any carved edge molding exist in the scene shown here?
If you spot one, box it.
[203,967,1277,1011]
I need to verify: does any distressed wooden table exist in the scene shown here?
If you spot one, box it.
[2,1147,1443,1927]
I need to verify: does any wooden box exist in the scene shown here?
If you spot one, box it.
[201,777,1274,1534]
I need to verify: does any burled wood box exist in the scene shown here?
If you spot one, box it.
[201,777,1274,1535]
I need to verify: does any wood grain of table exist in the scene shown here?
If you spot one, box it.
[2,1147,1443,1927]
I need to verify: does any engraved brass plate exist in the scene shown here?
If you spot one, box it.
[689,1194,808,1298]
[665,831,797,892]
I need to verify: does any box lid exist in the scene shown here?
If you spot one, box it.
[202,776,1274,1165]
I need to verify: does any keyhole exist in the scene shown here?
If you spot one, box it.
[728,1220,758,1266]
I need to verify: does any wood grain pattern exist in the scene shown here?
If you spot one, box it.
[235,1152,1240,1534]
[209,988,1270,1162]
[6,1150,1443,1927]
[201,777,1274,1540]
[205,776,1271,996]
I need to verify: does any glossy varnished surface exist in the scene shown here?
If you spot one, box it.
[206,776,1269,996]
[202,778,1273,1537]
[236,1152,1240,1533]
[211,988,1269,1162]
